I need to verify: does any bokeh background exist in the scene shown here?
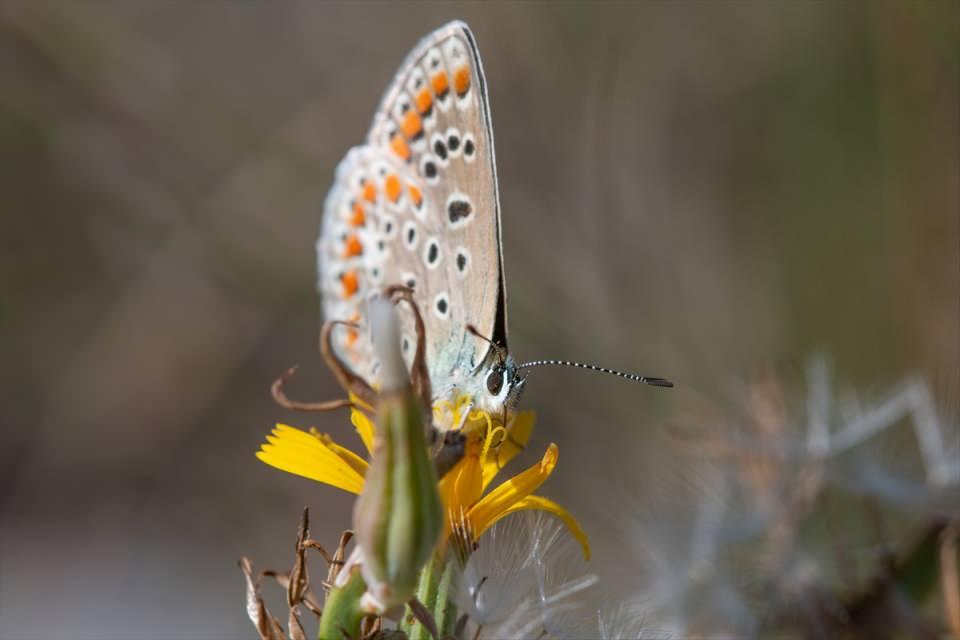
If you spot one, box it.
[1,2,958,638]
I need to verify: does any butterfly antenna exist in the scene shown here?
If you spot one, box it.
[517,359,674,388]
[466,324,506,363]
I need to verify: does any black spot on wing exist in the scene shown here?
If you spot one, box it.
[448,200,472,224]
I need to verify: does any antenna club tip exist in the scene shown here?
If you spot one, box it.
[646,378,674,388]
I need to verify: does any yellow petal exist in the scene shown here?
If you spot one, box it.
[438,437,484,517]
[350,408,376,455]
[256,424,365,495]
[467,443,558,538]
[492,495,591,561]
[349,392,374,413]
[481,411,535,490]
[313,430,369,477]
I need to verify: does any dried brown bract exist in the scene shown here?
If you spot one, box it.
[240,556,286,640]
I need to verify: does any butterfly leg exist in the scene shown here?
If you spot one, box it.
[432,429,466,479]
[383,285,433,413]
[271,364,354,412]
[320,320,378,407]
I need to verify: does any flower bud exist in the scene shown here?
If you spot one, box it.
[352,299,443,612]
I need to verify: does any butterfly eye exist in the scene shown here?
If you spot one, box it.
[486,367,504,396]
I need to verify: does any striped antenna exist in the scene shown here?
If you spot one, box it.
[517,359,673,388]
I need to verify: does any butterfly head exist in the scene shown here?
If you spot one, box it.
[463,324,525,415]
[480,352,526,412]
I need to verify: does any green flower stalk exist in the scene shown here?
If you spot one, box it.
[352,299,444,613]
[400,549,460,640]
[317,566,366,640]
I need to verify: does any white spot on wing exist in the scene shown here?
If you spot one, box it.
[423,48,451,113]
[406,67,426,93]
[391,91,413,121]
[442,39,467,67]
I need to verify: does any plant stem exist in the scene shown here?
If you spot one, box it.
[433,552,458,636]
[318,567,366,640]
[401,549,459,640]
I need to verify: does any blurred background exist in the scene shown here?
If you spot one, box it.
[1,2,957,638]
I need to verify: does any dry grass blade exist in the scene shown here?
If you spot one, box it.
[320,320,376,407]
[263,571,323,618]
[384,285,433,411]
[288,605,307,640]
[302,597,323,618]
[407,597,440,640]
[360,614,382,640]
[304,539,334,564]
[289,508,310,607]
[326,530,354,592]
[451,613,469,640]
[287,605,307,640]
[287,508,314,640]
[239,556,286,640]
[942,521,960,640]
[271,364,353,413]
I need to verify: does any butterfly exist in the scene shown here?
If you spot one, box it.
[282,21,670,435]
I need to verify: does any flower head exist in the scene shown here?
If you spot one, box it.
[256,397,590,561]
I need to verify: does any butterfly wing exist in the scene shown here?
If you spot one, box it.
[317,21,506,392]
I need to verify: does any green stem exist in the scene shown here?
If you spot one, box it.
[318,568,366,640]
[433,553,458,637]
[401,549,460,640]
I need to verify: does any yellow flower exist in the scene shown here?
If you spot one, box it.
[256,397,590,561]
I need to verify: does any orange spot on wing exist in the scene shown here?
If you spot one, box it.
[453,65,470,97]
[350,202,366,227]
[340,271,359,298]
[431,71,449,99]
[415,88,433,116]
[385,174,402,202]
[390,134,411,161]
[345,327,359,347]
[400,110,423,139]
[343,234,363,258]
[362,183,377,203]
[408,184,422,208]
